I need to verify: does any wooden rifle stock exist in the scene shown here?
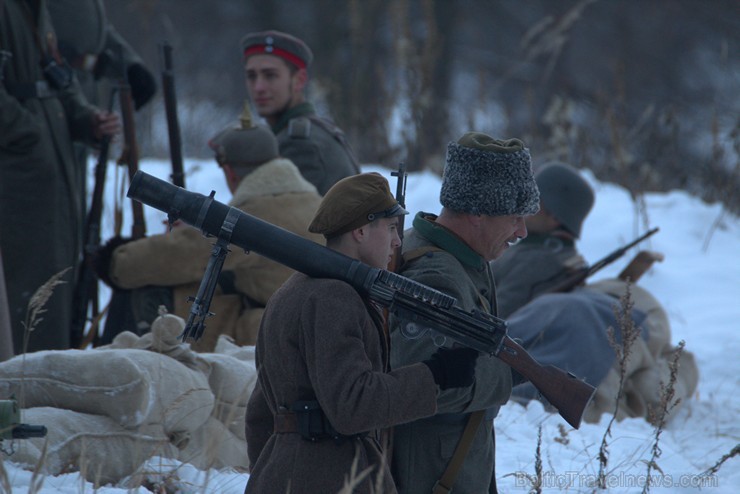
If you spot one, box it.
[160,41,185,188]
[70,89,117,348]
[497,337,595,428]
[126,171,596,428]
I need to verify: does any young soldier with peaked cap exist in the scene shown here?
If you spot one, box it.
[240,29,360,195]
[491,162,698,424]
[245,173,479,494]
[390,132,540,494]
[96,106,323,351]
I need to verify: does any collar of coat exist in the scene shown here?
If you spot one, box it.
[271,101,316,134]
[229,157,318,206]
[519,231,576,248]
[411,212,487,271]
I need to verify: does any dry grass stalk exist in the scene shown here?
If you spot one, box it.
[641,340,685,494]
[596,283,639,489]
[531,424,543,494]
[701,443,739,477]
[21,266,72,351]
[0,449,12,494]
[337,444,375,493]
[28,437,49,494]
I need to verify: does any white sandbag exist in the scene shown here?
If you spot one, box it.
[0,348,214,433]
[197,352,257,439]
[2,407,177,485]
[177,415,248,471]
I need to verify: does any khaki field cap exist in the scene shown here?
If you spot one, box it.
[309,173,408,238]
[240,30,314,69]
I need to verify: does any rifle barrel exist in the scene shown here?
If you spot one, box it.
[160,41,185,188]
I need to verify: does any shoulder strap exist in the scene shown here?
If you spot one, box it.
[306,114,360,171]
[401,245,443,266]
[432,410,486,494]
[287,116,311,138]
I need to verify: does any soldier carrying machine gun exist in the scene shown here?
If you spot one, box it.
[127,171,596,429]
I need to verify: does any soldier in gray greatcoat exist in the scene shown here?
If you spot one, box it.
[0,0,120,354]
[245,173,478,494]
[492,162,699,424]
[240,30,360,195]
[390,133,541,494]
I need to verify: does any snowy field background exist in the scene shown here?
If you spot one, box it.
[3,158,738,493]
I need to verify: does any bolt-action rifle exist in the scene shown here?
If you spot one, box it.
[98,49,148,346]
[547,227,660,293]
[159,41,185,188]
[388,162,408,273]
[117,47,146,240]
[70,89,118,349]
[127,171,596,429]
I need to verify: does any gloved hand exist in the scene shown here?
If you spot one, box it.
[127,63,157,110]
[423,347,479,390]
[92,236,135,288]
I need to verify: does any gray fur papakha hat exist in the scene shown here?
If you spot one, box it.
[241,30,313,69]
[309,172,407,239]
[440,132,540,216]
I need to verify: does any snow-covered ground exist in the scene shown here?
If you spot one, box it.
[2,159,738,493]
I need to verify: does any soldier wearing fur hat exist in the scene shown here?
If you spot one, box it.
[491,162,698,425]
[95,105,322,351]
[240,29,360,195]
[245,173,479,494]
[390,132,540,494]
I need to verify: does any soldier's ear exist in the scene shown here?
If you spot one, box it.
[293,67,308,92]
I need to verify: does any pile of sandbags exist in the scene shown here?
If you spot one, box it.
[0,314,258,486]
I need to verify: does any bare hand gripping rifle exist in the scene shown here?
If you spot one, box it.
[127,171,596,428]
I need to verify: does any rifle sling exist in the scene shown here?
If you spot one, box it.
[432,410,485,494]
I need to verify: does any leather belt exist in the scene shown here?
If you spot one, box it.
[4,81,58,101]
[274,412,298,433]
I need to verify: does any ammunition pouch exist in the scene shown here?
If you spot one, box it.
[41,55,73,91]
[283,400,366,444]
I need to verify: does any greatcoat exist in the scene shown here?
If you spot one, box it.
[1,0,98,353]
[108,158,323,351]
[493,233,699,423]
[245,274,438,494]
[390,212,513,494]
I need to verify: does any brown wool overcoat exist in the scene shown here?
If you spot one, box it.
[245,274,438,494]
[109,158,323,350]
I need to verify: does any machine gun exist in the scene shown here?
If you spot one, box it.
[0,397,47,454]
[127,171,595,428]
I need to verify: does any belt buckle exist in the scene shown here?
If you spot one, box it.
[35,80,52,99]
